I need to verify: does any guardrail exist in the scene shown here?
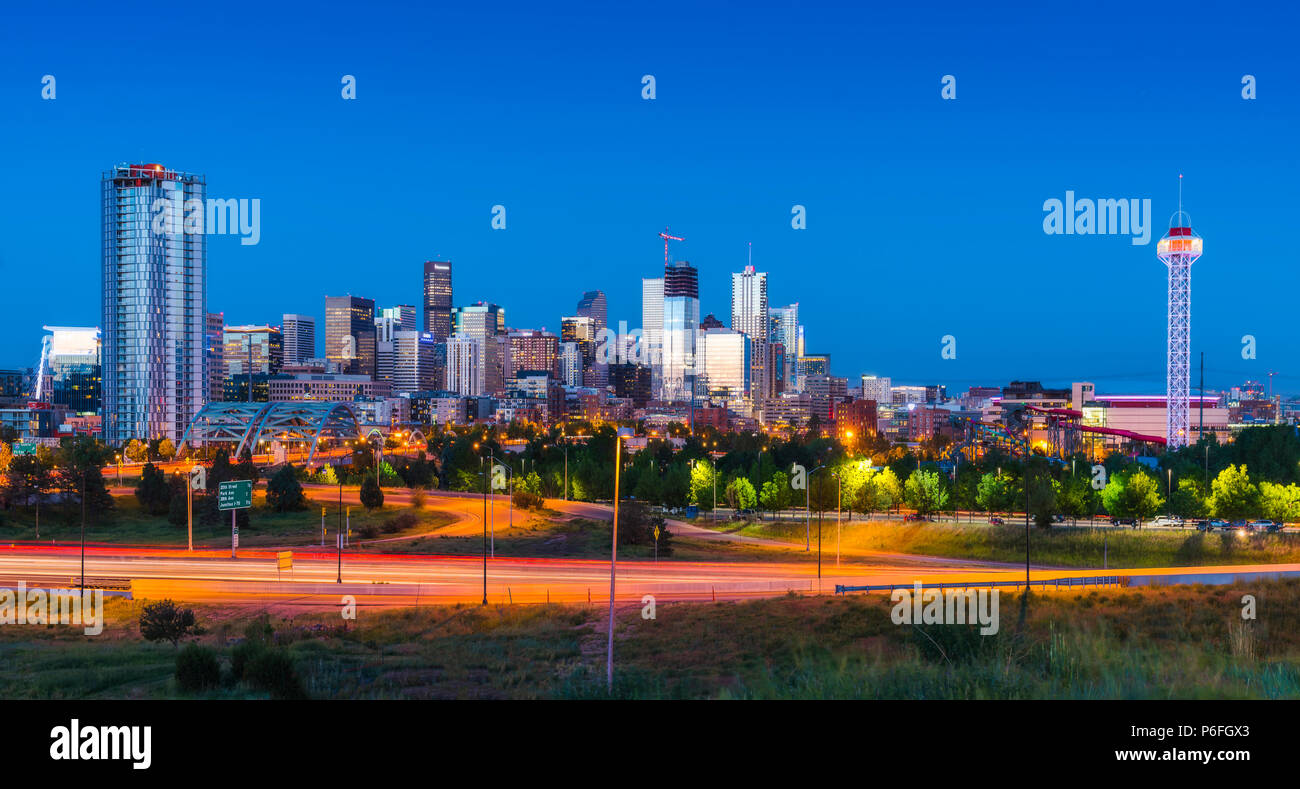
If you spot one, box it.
[68,577,133,592]
[835,575,1125,595]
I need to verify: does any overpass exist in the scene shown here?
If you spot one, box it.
[177,401,423,468]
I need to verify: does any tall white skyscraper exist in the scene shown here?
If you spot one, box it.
[102,163,207,443]
[641,277,664,393]
[446,334,481,396]
[282,314,316,366]
[559,341,583,387]
[730,265,768,339]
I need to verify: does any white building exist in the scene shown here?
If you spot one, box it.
[446,334,481,396]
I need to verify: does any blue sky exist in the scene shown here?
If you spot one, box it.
[1,0,1297,394]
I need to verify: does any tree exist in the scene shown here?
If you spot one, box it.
[851,471,882,517]
[1056,474,1097,521]
[135,462,171,516]
[632,466,662,504]
[156,437,177,461]
[4,454,52,536]
[1259,482,1300,523]
[315,465,339,486]
[808,472,838,515]
[124,439,148,463]
[513,470,544,509]
[1168,477,1208,519]
[904,469,949,517]
[689,460,717,510]
[0,441,11,477]
[1024,460,1057,528]
[1208,465,1259,520]
[54,437,114,523]
[976,472,1013,514]
[139,600,199,647]
[266,465,308,512]
[873,468,903,513]
[724,476,757,512]
[759,471,791,518]
[1103,469,1164,522]
[359,474,384,509]
[660,463,691,509]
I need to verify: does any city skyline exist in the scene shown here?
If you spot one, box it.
[2,3,1298,395]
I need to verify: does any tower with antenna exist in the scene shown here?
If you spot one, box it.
[1156,175,1203,449]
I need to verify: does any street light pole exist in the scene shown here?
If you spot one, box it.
[482,452,488,605]
[80,471,86,588]
[607,427,632,692]
[337,481,343,583]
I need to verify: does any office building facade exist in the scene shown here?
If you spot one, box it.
[423,260,453,342]
[101,163,207,443]
[282,314,316,366]
[325,295,376,377]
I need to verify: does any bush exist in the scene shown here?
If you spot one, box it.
[512,488,544,510]
[383,512,417,534]
[135,462,171,516]
[360,475,384,509]
[266,465,308,512]
[409,487,425,509]
[230,641,262,681]
[175,643,220,692]
[245,649,307,699]
[358,522,379,539]
[139,600,198,647]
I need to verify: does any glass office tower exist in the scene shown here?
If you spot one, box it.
[101,163,207,443]
[662,260,699,402]
[423,260,453,342]
[325,295,377,377]
[37,326,101,414]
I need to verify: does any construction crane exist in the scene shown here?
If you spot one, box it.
[659,227,684,265]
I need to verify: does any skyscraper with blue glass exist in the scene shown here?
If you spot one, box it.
[101,163,207,443]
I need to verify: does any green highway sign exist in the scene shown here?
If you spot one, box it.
[12,443,37,456]
[218,480,253,511]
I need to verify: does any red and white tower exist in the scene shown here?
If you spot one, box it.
[1156,176,1203,449]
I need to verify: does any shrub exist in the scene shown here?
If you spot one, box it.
[139,600,198,647]
[358,522,380,539]
[409,487,425,509]
[135,462,171,515]
[175,643,220,692]
[266,465,308,512]
[245,649,307,699]
[382,512,417,534]
[360,475,384,509]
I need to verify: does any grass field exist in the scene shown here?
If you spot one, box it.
[0,493,456,549]
[4,580,1300,699]
[701,517,1300,569]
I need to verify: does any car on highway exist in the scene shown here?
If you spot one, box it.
[903,513,930,522]
[1114,517,1138,528]
[1148,515,1183,528]
[1249,519,1282,533]
[988,516,1005,525]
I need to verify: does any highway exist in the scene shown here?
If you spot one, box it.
[5,539,1300,608]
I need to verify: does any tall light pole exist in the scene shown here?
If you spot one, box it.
[477,443,488,605]
[835,470,841,567]
[79,470,86,589]
[607,427,634,692]
[808,465,827,579]
[485,452,511,558]
[337,481,343,583]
